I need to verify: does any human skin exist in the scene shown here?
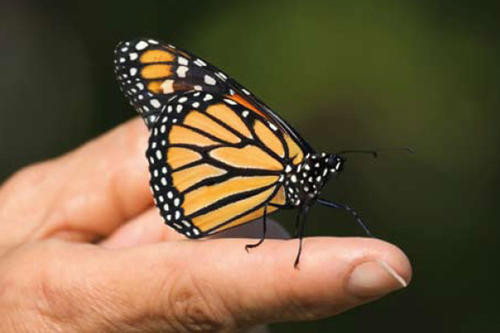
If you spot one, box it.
[0,118,412,332]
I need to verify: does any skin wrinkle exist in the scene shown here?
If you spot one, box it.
[233,254,283,325]
[162,255,226,331]
[95,252,173,333]
[94,250,174,333]
[0,243,67,332]
[48,229,100,243]
[268,258,306,322]
[33,242,86,326]
[37,269,77,330]
[188,259,240,331]
[41,185,103,243]
[244,245,311,323]
[34,242,137,332]
[81,276,120,332]
[113,245,186,332]
[128,241,233,332]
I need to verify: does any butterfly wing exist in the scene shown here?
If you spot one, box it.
[114,38,314,237]
[146,91,312,237]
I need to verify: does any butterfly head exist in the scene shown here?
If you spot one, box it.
[326,153,345,174]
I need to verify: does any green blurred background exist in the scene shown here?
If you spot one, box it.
[1,0,499,331]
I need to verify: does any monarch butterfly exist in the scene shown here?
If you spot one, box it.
[114,38,371,266]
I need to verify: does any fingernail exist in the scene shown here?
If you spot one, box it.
[347,260,408,298]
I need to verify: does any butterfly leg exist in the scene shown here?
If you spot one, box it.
[293,212,301,238]
[317,198,373,237]
[245,205,268,252]
[294,205,310,269]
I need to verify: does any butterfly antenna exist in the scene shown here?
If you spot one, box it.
[336,150,378,158]
[337,147,414,159]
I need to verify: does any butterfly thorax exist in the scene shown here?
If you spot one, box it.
[283,153,344,207]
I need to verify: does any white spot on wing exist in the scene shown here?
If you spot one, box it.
[135,41,148,50]
[150,99,161,108]
[224,98,237,105]
[204,75,216,85]
[194,59,207,66]
[161,80,174,94]
[177,66,188,78]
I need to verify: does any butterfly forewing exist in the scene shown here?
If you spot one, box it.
[114,37,309,145]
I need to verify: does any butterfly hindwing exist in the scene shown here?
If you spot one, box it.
[146,91,305,237]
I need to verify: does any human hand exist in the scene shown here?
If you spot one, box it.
[0,118,411,332]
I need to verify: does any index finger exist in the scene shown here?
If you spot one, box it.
[46,237,412,331]
[0,118,153,245]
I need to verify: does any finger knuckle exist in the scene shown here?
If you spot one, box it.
[4,162,52,191]
[0,241,72,330]
[165,268,231,332]
[34,242,76,311]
